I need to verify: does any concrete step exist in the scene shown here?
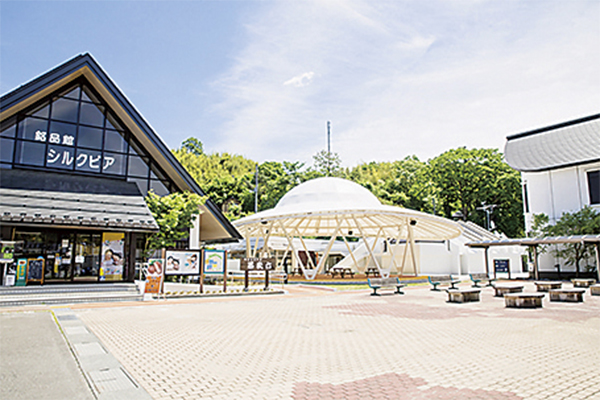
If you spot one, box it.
[0,283,142,307]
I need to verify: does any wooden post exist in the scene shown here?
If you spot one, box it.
[594,243,600,282]
[532,245,539,281]
[223,250,227,293]
[265,269,269,291]
[160,248,166,294]
[199,249,204,294]
[484,247,490,278]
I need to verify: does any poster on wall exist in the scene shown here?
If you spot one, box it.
[144,258,164,294]
[203,250,226,275]
[100,232,125,281]
[165,251,200,275]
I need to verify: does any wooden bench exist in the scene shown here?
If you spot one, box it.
[428,275,460,291]
[329,267,354,279]
[591,284,600,296]
[365,267,380,278]
[572,278,596,288]
[504,293,545,308]
[534,281,562,292]
[493,284,524,297]
[549,289,585,302]
[368,277,405,296]
[446,288,481,303]
[469,273,496,288]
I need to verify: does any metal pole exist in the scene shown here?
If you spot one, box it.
[327,121,331,177]
[254,163,258,213]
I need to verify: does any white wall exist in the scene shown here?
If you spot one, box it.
[522,161,600,233]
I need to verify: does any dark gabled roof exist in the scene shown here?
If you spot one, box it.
[504,114,600,172]
[0,169,158,232]
[1,53,242,242]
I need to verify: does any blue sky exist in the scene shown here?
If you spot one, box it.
[1,0,599,167]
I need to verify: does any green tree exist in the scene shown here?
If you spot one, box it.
[181,137,204,156]
[311,150,342,177]
[144,191,206,255]
[531,206,600,276]
[428,147,524,237]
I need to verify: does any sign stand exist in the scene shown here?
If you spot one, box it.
[241,257,275,291]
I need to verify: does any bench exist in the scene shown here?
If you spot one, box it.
[428,275,460,291]
[493,284,524,297]
[329,267,354,279]
[446,288,481,303]
[534,281,562,292]
[504,293,545,308]
[365,267,380,278]
[549,289,585,302]
[368,277,405,296]
[591,284,600,296]
[469,273,496,288]
[572,278,596,288]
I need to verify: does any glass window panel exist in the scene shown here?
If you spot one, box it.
[81,86,101,104]
[104,130,127,153]
[51,97,79,123]
[26,102,50,119]
[75,149,103,173]
[49,121,77,145]
[588,171,600,205]
[150,165,167,180]
[79,102,105,127]
[128,177,148,196]
[46,145,75,170]
[15,141,46,166]
[77,126,103,149]
[60,86,80,100]
[105,112,123,131]
[0,163,11,169]
[150,180,170,196]
[102,152,126,175]
[128,139,145,156]
[1,138,14,163]
[127,155,149,178]
[18,117,48,141]
[1,119,16,138]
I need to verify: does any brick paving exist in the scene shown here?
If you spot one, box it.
[72,282,600,400]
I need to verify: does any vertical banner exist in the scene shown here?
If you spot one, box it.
[15,259,27,286]
[100,232,125,281]
[144,258,164,294]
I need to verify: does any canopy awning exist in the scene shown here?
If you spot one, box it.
[466,234,600,248]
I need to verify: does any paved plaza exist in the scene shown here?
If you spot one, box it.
[2,281,600,400]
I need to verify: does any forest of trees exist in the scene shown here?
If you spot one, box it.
[172,139,525,238]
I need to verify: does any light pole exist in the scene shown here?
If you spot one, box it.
[477,203,498,230]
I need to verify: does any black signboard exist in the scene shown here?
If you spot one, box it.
[494,259,509,273]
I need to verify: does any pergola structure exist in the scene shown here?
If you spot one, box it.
[466,235,600,280]
[233,177,462,280]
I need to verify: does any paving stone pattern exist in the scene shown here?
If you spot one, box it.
[74,282,600,400]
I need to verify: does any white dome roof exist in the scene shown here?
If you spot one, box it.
[276,177,381,211]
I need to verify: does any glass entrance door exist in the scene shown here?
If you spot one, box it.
[44,232,73,282]
[73,233,101,282]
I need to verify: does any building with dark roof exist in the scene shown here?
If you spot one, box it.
[1,53,242,285]
[504,113,600,275]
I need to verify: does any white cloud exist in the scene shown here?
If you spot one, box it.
[284,72,315,87]
[209,0,600,167]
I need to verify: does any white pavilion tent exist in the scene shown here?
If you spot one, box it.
[233,177,462,279]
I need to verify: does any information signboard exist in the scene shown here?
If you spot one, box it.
[165,250,201,275]
[203,250,226,275]
[27,257,45,284]
[144,258,164,294]
[241,258,275,271]
[494,259,510,273]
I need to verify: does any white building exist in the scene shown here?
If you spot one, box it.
[504,113,600,274]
